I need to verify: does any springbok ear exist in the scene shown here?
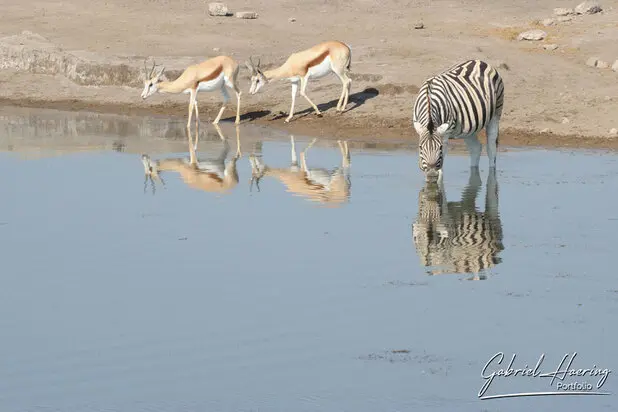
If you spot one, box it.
[413,121,423,135]
[436,123,449,136]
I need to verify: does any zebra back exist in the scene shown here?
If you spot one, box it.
[413,59,505,137]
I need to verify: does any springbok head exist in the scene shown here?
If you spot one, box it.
[141,59,166,99]
[245,56,267,95]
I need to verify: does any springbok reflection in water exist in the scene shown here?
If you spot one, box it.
[249,136,351,206]
[412,167,504,280]
[141,124,241,195]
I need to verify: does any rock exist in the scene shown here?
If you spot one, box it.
[235,11,258,19]
[554,8,574,16]
[562,117,570,124]
[609,128,618,137]
[596,60,609,69]
[414,22,424,29]
[517,29,546,41]
[542,18,555,26]
[557,16,573,22]
[208,2,230,16]
[541,128,552,134]
[543,44,559,50]
[586,57,599,67]
[612,60,618,72]
[289,17,296,22]
[575,1,602,14]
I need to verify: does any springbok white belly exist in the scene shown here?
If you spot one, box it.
[196,160,226,176]
[183,72,226,94]
[307,55,333,79]
[306,169,333,188]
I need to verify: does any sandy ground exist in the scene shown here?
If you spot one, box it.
[1,0,618,148]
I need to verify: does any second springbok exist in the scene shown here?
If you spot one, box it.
[140,56,242,130]
[245,41,352,122]
[249,137,351,206]
[142,124,242,195]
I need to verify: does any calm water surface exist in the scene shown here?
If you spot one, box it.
[0,107,617,411]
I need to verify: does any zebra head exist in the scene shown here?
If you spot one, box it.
[414,121,450,181]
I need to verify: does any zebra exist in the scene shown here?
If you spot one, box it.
[412,59,505,181]
[411,167,504,279]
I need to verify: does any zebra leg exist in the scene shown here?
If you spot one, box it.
[463,134,482,169]
[486,116,500,169]
[485,167,499,216]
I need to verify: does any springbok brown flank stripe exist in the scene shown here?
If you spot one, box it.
[305,50,329,73]
[196,66,223,86]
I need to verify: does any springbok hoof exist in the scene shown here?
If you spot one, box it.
[316,112,323,118]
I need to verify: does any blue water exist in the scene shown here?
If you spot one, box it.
[0,107,616,411]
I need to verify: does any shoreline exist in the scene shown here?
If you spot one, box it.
[2,96,618,151]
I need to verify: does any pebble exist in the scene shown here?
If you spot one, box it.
[414,22,424,29]
[612,60,618,72]
[543,44,559,51]
[517,29,546,41]
[235,11,258,19]
[562,117,570,124]
[596,60,609,69]
[574,1,602,14]
[553,7,574,16]
[208,2,230,16]
[541,18,555,26]
[609,128,618,137]
[289,17,296,22]
[557,16,573,22]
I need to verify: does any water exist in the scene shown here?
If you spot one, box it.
[1,106,617,411]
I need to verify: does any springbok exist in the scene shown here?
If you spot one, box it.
[245,41,352,122]
[412,167,503,280]
[142,124,242,195]
[249,137,351,206]
[140,56,242,130]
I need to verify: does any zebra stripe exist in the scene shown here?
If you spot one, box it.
[412,59,505,174]
[412,169,503,277]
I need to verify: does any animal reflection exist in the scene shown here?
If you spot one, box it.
[142,124,241,195]
[249,136,351,206]
[412,168,503,280]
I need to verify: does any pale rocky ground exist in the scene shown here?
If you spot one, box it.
[0,0,617,145]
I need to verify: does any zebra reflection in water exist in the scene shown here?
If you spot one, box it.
[412,167,504,280]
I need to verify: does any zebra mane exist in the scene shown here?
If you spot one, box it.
[425,78,434,134]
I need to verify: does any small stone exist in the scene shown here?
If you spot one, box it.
[575,1,602,14]
[414,22,424,29]
[609,128,618,137]
[496,61,510,70]
[289,17,296,22]
[542,18,555,26]
[562,117,570,124]
[208,2,231,16]
[213,47,220,52]
[543,43,559,50]
[612,60,618,72]
[235,11,258,19]
[541,128,552,134]
[517,29,546,41]
[586,57,599,67]
[597,60,609,69]
[557,16,573,22]
[554,8,575,16]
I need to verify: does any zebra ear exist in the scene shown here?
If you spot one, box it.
[413,121,423,135]
[436,123,450,136]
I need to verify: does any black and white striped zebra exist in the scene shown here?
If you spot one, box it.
[412,168,503,279]
[412,59,505,181]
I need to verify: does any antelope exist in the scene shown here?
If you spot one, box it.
[142,124,242,195]
[249,137,351,206]
[245,41,352,123]
[140,56,242,130]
